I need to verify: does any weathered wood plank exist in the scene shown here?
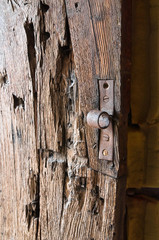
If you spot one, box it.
[0,1,39,239]
[65,0,122,177]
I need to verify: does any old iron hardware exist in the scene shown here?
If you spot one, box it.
[87,110,110,129]
[87,80,114,161]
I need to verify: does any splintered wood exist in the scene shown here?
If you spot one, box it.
[0,0,130,239]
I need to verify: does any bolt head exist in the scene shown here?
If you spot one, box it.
[102,149,108,156]
[103,95,109,103]
[103,134,109,141]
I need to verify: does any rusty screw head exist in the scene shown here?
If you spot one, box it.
[103,134,109,141]
[103,95,109,103]
[102,149,108,156]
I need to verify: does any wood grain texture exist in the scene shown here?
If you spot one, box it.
[0,0,130,239]
[0,1,39,239]
[65,0,122,177]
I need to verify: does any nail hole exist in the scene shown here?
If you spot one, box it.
[13,94,25,110]
[42,32,50,42]
[103,82,109,89]
[75,2,78,8]
[40,1,49,13]
[0,70,8,86]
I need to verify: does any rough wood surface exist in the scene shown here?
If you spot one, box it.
[0,0,130,239]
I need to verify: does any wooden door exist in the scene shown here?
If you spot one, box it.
[0,0,131,239]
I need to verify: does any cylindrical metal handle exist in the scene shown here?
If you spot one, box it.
[87,110,110,129]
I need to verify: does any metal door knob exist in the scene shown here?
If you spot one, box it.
[87,110,110,129]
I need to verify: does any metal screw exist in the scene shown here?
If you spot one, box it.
[103,134,109,141]
[103,95,109,103]
[93,143,97,149]
[102,149,108,156]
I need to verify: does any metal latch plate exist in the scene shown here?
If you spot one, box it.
[99,80,114,161]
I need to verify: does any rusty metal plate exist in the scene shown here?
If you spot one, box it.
[99,80,114,115]
[99,121,113,161]
[99,80,114,161]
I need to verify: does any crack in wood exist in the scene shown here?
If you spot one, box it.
[40,1,49,13]
[24,20,36,94]
[24,19,40,238]
[7,0,20,11]
[13,94,25,110]
[39,1,50,54]
[26,170,40,232]
[0,70,8,87]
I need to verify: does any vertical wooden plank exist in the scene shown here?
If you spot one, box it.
[0,1,39,239]
[65,0,131,239]
[37,0,120,237]
[65,0,122,177]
